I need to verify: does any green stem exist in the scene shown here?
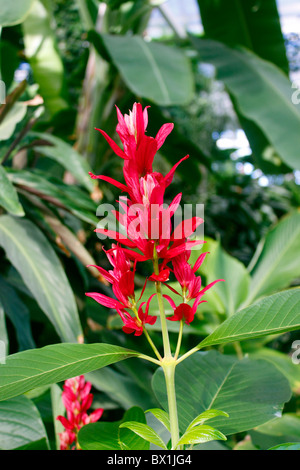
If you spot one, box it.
[162,362,180,449]
[153,250,171,359]
[174,320,184,360]
[176,345,199,365]
[143,327,162,361]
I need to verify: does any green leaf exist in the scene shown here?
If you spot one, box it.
[101,34,194,106]
[0,166,24,217]
[245,211,300,305]
[30,132,94,191]
[146,408,170,433]
[0,102,27,142]
[0,215,82,343]
[191,37,300,170]
[251,413,300,450]
[7,168,98,225]
[86,367,154,410]
[78,406,149,450]
[197,0,289,73]
[176,425,227,448]
[0,395,49,449]
[198,288,300,349]
[152,350,291,435]
[186,409,229,432]
[249,348,300,394]
[119,407,149,450]
[78,421,121,450]
[0,0,34,26]
[269,443,300,450]
[119,421,167,450]
[0,342,140,402]
[22,0,68,116]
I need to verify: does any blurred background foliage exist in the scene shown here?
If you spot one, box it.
[1,0,300,450]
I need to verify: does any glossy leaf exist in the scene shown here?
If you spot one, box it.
[78,406,149,450]
[176,425,226,448]
[101,34,194,106]
[191,37,300,171]
[146,408,170,433]
[119,421,167,450]
[186,409,229,432]
[0,395,49,450]
[0,0,34,26]
[0,343,140,402]
[0,215,82,343]
[0,166,24,217]
[152,350,291,435]
[197,0,289,73]
[269,443,300,451]
[0,102,27,141]
[245,211,300,305]
[198,288,300,349]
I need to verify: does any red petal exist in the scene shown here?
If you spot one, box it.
[155,123,174,149]
[95,128,128,159]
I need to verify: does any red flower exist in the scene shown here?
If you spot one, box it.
[56,375,103,450]
[118,293,157,336]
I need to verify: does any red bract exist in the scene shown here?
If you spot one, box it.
[57,375,103,450]
[86,102,222,334]
[118,293,157,336]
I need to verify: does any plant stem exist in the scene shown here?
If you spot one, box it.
[143,327,162,361]
[174,320,184,360]
[162,362,180,449]
[153,251,172,359]
[176,345,199,365]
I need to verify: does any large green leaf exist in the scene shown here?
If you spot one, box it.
[78,406,150,450]
[0,215,82,343]
[197,0,289,73]
[101,34,194,106]
[0,0,34,26]
[245,211,300,305]
[29,132,94,192]
[198,288,300,350]
[249,348,300,394]
[0,343,140,402]
[0,166,24,217]
[191,37,300,171]
[152,350,291,435]
[22,0,68,116]
[0,395,49,450]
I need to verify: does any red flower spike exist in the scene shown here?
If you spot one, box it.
[56,375,103,450]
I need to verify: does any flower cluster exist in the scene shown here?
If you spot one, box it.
[86,103,222,335]
[56,375,103,450]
